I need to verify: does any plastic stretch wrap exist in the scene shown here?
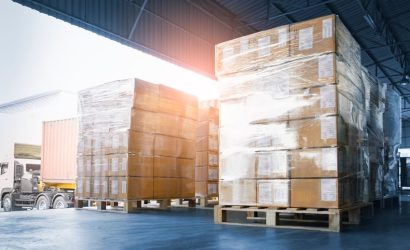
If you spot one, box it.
[216,15,361,77]
[195,100,219,198]
[383,87,401,197]
[216,14,369,208]
[76,78,197,200]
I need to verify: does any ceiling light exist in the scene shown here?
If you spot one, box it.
[400,75,410,86]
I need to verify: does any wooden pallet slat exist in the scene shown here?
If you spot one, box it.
[214,202,374,232]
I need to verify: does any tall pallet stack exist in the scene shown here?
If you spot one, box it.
[195,100,219,205]
[362,68,385,201]
[215,15,369,209]
[76,79,197,211]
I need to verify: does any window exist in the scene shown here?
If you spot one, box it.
[0,163,8,175]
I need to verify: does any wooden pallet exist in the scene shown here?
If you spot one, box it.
[75,198,192,213]
[214,203,374,232]
[171,198,197,208]
[197,196,219,207]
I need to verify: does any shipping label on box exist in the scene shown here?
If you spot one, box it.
[321,179,337,201]
[256,151,288,178]
[257,180,290,207]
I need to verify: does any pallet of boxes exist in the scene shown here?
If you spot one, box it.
[214,14,372,232]
[195,100,219,207]
[75,78,197,212]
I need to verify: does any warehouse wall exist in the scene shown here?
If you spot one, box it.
[13,0,253,77]
[402,120,410,148]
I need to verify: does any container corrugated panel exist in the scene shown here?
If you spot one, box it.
[41,118,78,184]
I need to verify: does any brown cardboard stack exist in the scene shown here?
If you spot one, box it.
[195,100,219,198]
[216,15,369,209]
[76,79,197,201]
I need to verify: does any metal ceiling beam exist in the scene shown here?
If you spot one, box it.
[127,0,147,40]
[321,1,410,106]
[362,39,410,51]
[236,0,339,29]
[357,0,410,76]
[365,51,410,67]
[269,1,296,24]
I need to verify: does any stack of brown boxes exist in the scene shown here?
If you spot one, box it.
[195,100,219,200]
[76,79,197,202]
[216,15,368,209]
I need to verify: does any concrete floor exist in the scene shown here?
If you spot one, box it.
[1,196,410,250]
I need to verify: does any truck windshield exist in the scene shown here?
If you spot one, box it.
[26,164,40,172]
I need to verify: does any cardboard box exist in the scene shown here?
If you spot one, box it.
[289,116,345,148]
[154,156,177,178]
[255,151,289,178]
[195,181,218,197]
[177,158,195,179]
[76,177,84,198]
[158,97,197,120]
[110,153,154,177]
[176,138,196,159]
[130,108,157,134]
[215,25,290,76]
[133,80,160,112]
[195,166,218,182]
[198,106,219,122]
[288,85,338,119]
[290,178,357,208]
[288,53,336,89]
[159,84,197,107]
[84,177,91,198]
[197,121,218,137]
[77,135,93,156]
[220,151,256,179]
[154,135,177,157]
[153,156,194,178]
[156,112,179,137]
[180,178,195,198]
[109,177,153,200]
[178,118,197,140]
[92,155,110,177]
[196,136,219,152]
[195,151,218,167]
[77,156,92,177]
[290,147,346,178]
[107,130,155,155]
[290,15,336,57]
[153,177,180,199]
[219,179,257,205]
[257,180,290,207]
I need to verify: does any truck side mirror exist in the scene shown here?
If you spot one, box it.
[0,163,8,175]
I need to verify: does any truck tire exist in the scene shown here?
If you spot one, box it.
[53,196,68,209]
[2,194,12,212]
[36,196,50,210]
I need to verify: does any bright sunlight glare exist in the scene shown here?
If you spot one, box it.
[0,0,218,103]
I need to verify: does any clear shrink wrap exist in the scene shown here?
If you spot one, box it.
[77,79,197,201]
[195,100,219,198]
[216,15,369,208]
[215,15,360,77]
[362,67,385,201]
[383,87,401,197]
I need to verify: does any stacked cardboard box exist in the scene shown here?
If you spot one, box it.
[216,15,368,209]
[195,100,219,199]
[76,79,197,201]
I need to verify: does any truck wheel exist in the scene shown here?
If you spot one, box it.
[53,196,68,209]
[36,196,50,210]
[2,194,12,212]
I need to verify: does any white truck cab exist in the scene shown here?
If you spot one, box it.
[0,157,41,211]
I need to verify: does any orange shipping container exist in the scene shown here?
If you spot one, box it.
[41,118,78,184]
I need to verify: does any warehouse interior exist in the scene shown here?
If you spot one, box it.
[1,0,410,248]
